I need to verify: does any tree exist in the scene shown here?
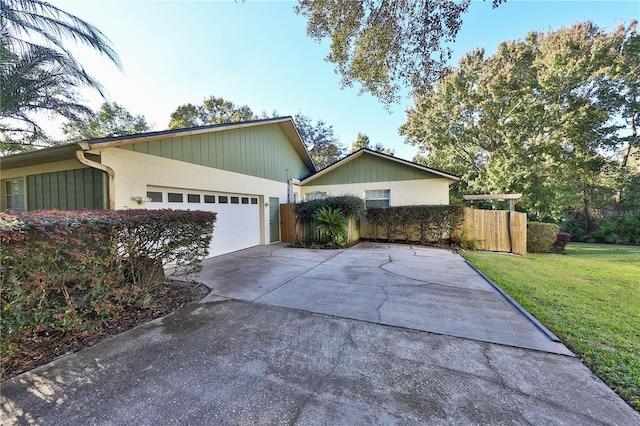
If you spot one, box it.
[294,113,344,169]
[401,22,635,224]
[168,96,258,129]
[295,0,504,104]
[61,102,152,141]
[349,132,394,155]
[606,21,639,210]
[0,0,121,146]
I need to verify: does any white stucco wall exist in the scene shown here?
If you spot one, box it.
[300,179,452,206]
[98,147,288,245]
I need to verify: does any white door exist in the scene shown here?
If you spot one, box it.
[146,187,261,257]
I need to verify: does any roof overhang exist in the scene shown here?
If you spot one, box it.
[301,148,460,185]
[0,117,317,173]
[1,143,85,169]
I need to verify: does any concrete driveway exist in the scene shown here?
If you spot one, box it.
[2,243,638,425]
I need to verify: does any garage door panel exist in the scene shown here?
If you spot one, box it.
[146,188,260,258]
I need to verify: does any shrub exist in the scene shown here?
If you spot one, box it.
[295,195,365,224]
[0,209,216,372]
[590,215,640,246]
[312,207,347,246]
[365,205,464,244]
[554,231,571,253]
[527,222,560,253]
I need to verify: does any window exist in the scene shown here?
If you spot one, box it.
[5,179,25,210]
[241,197,249,204]
[219,196,228,203]
[204,195,216,203]
[188,194,201,203]
[251,198,258,205]
[168,193,183,203]
[306,191,326,201]
[230,196,239,204]
[147,191,163,202]
[365,189,390,208]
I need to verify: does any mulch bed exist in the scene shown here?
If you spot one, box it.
[2,281,210,381]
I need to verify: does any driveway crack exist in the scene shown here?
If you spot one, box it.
[289,324,354,423]
[482,344,533,426]
[252,250,344,302]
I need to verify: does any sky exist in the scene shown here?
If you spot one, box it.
[46,0,639,161]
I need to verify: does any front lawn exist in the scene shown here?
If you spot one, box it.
[461,243,640,411]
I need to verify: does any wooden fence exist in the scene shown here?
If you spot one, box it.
[463,207,527,255]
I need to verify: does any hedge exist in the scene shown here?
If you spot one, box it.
[527,222,560,253]
[295,195,365,224]
[365,205,464,244]
[0,209,216,369]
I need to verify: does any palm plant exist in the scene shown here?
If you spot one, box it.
[1,0,121,145]
[312,206,348,246]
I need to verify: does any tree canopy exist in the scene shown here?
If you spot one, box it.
[62,102,152,141]
[0,0,120,146]
[350,132,394,156]
[167,96,258,129]
[294,113,345,169]
[295,0,504,104]
[401,21,639,226]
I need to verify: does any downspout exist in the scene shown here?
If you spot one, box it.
[75,144,116,210]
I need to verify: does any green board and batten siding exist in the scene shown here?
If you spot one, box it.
[27,168,107,210]
[121,124,311,182]
[305,154,440,186]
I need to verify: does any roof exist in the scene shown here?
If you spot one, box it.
[300,148,460,185]
[1,116,316,172]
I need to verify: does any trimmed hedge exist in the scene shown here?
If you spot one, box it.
[365,205,464,244]
[295,195,365,224]
[0,209,216,369]
[527,222,560,253]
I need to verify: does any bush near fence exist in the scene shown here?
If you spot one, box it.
[0,209,216,367]
[527,222,560,253]
[294,196,365,245]
[363,205,464,245]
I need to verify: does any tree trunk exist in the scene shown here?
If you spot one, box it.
[615,113,638,211]
[583,184,591,232]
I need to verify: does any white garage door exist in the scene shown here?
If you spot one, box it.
[146,187,261,258]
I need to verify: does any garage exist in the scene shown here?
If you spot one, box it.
[146,186,261,257]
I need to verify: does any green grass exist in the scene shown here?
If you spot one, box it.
[461,243,640,411]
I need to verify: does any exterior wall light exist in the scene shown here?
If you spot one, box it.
[133,196,152,204]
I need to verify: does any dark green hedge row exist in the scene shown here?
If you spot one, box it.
[527,222,560,253]
[0,209,216,373]
[365,205,464,244]
[295,195,365,224]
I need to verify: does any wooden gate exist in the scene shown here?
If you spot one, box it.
[280,203,297,242]
[463,207,527,255]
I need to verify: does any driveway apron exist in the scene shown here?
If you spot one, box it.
[197,242,571,355]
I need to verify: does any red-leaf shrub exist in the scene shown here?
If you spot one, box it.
[554,231,571,253]
[0,209,216,370]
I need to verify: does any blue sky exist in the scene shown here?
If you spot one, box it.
[49,0,639,160]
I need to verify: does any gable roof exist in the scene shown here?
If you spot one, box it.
[1,116,316,172]
[301,148,459,185]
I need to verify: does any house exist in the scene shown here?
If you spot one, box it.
[1,116,458,257]
[300,148,458,207]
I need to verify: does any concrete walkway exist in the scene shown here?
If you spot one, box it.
[2,243,638,425]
